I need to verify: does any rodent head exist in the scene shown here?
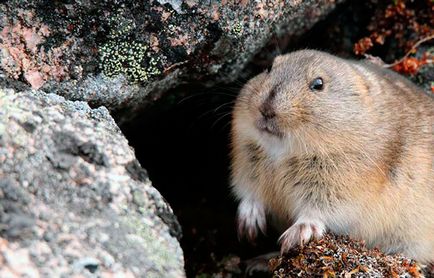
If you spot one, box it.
[233,50,373,156]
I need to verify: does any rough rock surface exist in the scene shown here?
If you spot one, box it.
[0,88,184,277]
[0,0,341,119]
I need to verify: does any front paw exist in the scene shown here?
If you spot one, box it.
[237,198,266,242]
[278,221,325,254]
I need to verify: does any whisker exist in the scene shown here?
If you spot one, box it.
[213,101,236,112]
[177,91,239,105]
[211,112,233,130]
[218,120,233,133]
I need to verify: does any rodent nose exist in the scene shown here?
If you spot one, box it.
[259,102,276,119]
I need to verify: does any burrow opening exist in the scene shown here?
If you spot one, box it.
[120,1,384,276]
[121,81,281,276]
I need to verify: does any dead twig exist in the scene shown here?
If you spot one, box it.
[383,34,434,68]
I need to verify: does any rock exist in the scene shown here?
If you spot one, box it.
[0,0,342,120]
[0,88,185,277]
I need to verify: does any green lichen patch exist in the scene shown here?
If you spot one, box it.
[99,40,162,83]
[107,10,136,40]
[230,22,244,38]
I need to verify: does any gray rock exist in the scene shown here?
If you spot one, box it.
[0,0,342,120]
[0,88,185,277]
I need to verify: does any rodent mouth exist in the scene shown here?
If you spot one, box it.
[256,118,283,137]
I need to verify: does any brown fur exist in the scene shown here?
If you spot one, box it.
[231,50,434,262]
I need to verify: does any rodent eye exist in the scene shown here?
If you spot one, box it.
[309,77,324,91]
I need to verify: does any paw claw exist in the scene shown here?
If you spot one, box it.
[278,221,325,254]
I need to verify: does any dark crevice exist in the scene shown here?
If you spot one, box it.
[121,84,280,276]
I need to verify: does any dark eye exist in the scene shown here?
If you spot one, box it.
[309,77,324,91]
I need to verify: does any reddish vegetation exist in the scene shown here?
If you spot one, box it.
[270,234,426,278]
[353,0,433,79]
[391,54,430,75]
[0,10,72,89]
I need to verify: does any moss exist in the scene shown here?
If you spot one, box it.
[99,40,162,83]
